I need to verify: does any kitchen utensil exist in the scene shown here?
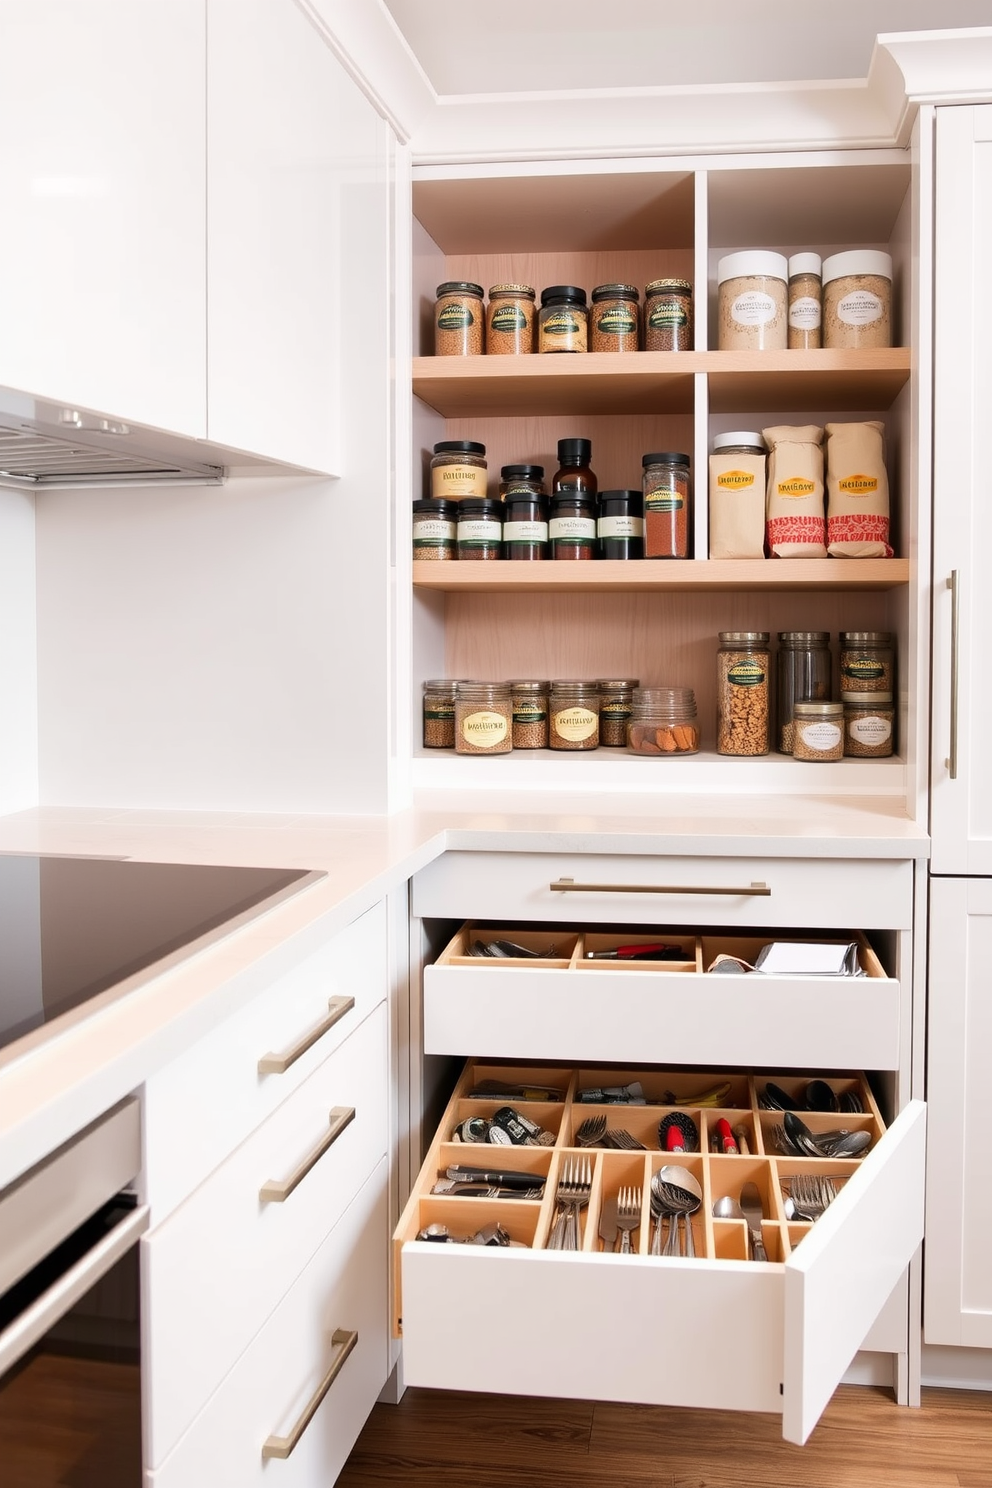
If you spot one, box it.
[732,1124,751,1155]
[714,1117,739,1154]
[805,1078,840,1112]
[598,1193,619,1251]
[658,1111,699,1152]
[653,1164,702,1257]
[738,1181,768,1261]
[575,1114,608,1147]
[712,1195,745,1221]
[783,1109,825,1157]
[547,1155,592,1251]
[762,1081,798,1111]
[606,1127,647,1150]
[586,942,685,959]
[615,1187,641,1253]
[445,1165,544,1190]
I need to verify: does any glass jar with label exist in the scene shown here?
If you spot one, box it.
[644,278,693,351]
[509,680,550,749]
[643,452,691,558]
[502,485,548,560]
[549,681,600,750]
[499,464,545,501]
[549,492,596,559]
[486,284,536,354]
[597,489,644,559]
[422,679,459,748]
[431,440,487,499]
[456,497,503,560]
[788,253,822,349]
[538,285,588,353]
[844,692,894,757]
[822,251,892,349]
[590,283,640,352]
[717,251,788,351]
[776,631,831,753]
[839,631,894,694]
[717,632,770,756]
[412,498,458,561]
[434,281,484,356]
[627,687,699,755]
[598,679,640,747]
[454,682,512,755]
[792,701,845,762]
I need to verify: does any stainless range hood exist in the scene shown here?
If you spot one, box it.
[0,388,227,489]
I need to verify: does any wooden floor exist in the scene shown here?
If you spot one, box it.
[0,1350,141,1488]
[338,1385,992,1488]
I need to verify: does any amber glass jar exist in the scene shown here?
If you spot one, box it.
[486,284,536,354]
[590,283,640,351]
[644,278,693,351]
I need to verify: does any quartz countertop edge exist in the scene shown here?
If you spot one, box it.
[0,796,929,1188]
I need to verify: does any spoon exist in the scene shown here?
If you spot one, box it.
[805,1079,839,1112]
[712,1195,745,1221]
[652,1165,702,1257]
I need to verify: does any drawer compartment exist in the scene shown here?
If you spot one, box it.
[424,925,901,1070]
[394,1062,925,1445]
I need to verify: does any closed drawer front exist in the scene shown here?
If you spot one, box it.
[424,925,902,1070]
[413,853,913,930]
[145,1003,387,1468]
[144,899,386,1218]
[150,1158,389,1488]
[395,1062,926,1446]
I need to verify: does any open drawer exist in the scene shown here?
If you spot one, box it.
[423,925,902,1070]
[394,1062,926,1445]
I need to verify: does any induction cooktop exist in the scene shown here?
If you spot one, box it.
[0,854,325,1065]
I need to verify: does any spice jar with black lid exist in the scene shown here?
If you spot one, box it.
[431,440,488,499]
[502,479,549,561]
[644,278,693,351]
[486,284,536,354]
[643,451,691,559]
[456,497,503,560]
[412,497,458,561]
[499,464,545,500]
[538,286,588,353]
[597,489,644,559]
[590,283,640,352]
[553,438,597,498]
[434,281,484,356]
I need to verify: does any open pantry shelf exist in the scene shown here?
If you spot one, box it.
[412,557,909,593]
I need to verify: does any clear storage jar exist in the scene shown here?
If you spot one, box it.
[844,692,894,757]
[598,678,640,747]
[548,681,600,750]
[412,498,458,561]
[590,283,640,352]
[627,688,699,756]
[422,679,459,748]
[788,252,822,350]
[792,701,845,761]
[644,278,693,351]
[456,497,503,560]
[776,631,831,753]
[509,680,550,749]
[455,682,512,755]
[486,284,536,354]
[717,251,788,351]
[502,480,548,560]
[431,440,487,499]
[643,452,691,558]
[839,631,894,694]
[434,281,484,356]
[538,286,588,353]
[822,251,892,349]
[717,632,770,756]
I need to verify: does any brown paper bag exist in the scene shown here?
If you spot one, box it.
[825,421,894,557]
[763,425,827,557]
[708,446,766,558]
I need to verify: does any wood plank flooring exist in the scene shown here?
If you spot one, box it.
[0,1350,141,1488]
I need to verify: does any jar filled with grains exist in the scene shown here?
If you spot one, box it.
[839,631,894,694]
[644,278,693,351]
[549,681,600,750]
[456,497,503,560]
[431,440,488,500]
[717,251,789,351]
[538,286,588,353]
[844,692,894,757]
[486,284,536,354]
[598,679,640,747]
[455,682,512,755]
[776,631,831,753]
[412,498,458,561]
[787,253,822,350]
[423,679,459,748]
[717,632,770,756]
[643,452,691,558]
[434,281,484,356]
[509,680,550,749]
[590,283,640,352]
[627,687,699,756]
[792,701,845,762]
[822,251,892,349]
[597,489,644,559]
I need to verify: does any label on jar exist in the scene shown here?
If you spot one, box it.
[716,469,757,490]
[549,516,596,541]
[490,304,528,332]
[424,704,455,719]
[598,515,644,538]
[552,707,597,741]
[849,715,892,745]
[838,474,879,496]
[457,518,501,546]
[595,306,637,336]
[432,464,487,497]
[513,706,547,723]
[727,660,766,687]
[789,295,822,330]
[437,303,476,330]
[648,301,689,329]
[503,520,548,542]
[600,701,632,717]
[461,711,508,746]
[836,289,884,326]
[731,290,777,326]
[843,657,885,682]
[413,518,456,547]
[645,493,685,512]
[798,721,842,751]
[776,477,816,498]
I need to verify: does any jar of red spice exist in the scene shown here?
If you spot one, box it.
[642,451,691,558]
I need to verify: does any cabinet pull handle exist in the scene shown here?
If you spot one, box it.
[258,996,355,1075]
[261,1328,358,1460]
[549,878,771,896]
[259,1106,356,1204]
[948,569,960,780]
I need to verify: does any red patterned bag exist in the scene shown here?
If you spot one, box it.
[763,425,827,557]
[825,421,893,558]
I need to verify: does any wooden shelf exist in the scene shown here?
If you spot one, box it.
[412,558,910,594]
[412,349,912,419]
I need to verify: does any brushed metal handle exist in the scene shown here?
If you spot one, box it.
[259,1106,356,1204]
[549,878,771,896]
[261,1328,358,1460]
[948,570,960,780]
[258,996,355,1075]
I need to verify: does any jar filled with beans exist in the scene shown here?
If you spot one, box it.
[455,682,512,755]
[644,278,693,351]
[839,631,894,694]
[643,451,691,558]
[434,281,484,356]
[412,498,458,561]
[597,679,640,747]
[486,284,536,354]
[844,692,894,757]
[590,283,640,352]
[423,679,459,748]
[509,680,550,749]
[792,701,845,761]
[549,681,600,750]
[717,632,770,756]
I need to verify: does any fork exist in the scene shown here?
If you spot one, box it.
[606,1128,648,1151]
[575,1114,608,1147]
[547,1155,592,1250]
[615,1186,641,1253]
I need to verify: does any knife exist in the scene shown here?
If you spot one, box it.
[739,1181,768,1261]
[598,1194,619,1252]
[445,1165,544,1190]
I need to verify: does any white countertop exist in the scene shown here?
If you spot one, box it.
[0,794,928,1188]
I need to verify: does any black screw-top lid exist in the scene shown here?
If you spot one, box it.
[642,451,691,466]
[413,497,459,516]
[433,440,486,456]
[541,285,587,306]
[598,489,643,512]
[500,464,545,480]
[457,497,502,516]
[557,437,592,464]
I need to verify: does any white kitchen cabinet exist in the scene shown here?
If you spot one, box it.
[0,0,206,437]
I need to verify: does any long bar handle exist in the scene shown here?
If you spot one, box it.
[261,1328,358,1460]
[549,878,771,896]
[259,1106,355,1204]
[948,570,960,780]
[258,996,355,1075]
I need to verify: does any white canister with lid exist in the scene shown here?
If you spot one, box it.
[717,251,788,351]
[787,252,822,349]
[822,250,892,348]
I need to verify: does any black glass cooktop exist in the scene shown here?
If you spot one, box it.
[0,854,324,1062]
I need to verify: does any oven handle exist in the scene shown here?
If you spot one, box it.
[0,1203,150,1376]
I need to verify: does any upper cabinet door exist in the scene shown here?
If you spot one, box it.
[207,0,381,473]
[0,0,206,435]
[931,105,992,876]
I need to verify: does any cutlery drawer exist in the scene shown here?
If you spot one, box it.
[394,1060,926,1446]
[424,926,902,1070]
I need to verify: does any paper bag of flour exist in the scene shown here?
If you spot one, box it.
[825,421,893,557]
[708,432,766,559]
[763,425,827,557]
